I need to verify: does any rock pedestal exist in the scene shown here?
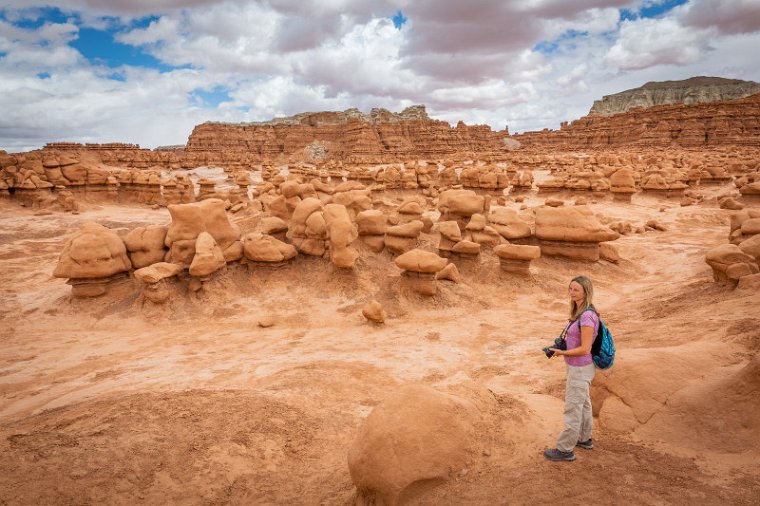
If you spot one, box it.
[394,248,448,295]
[534,206,619,261]
[494,244,541,274]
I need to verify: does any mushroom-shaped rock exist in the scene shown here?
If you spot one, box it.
[705,244,759,283]
[124,225,168,269]
[394,249,448,296]
[394,248,448,273]
[242,232,297,263]
[494,244,541,274]
[610,168,637,201]
[53,222,133,297]
[535,206,619,261]
[54,222,132,280]
[348,384,494,506]
[189,232,226,277]
[362,300,386,324]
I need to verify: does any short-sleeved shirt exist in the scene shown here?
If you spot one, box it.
[564,309,599,367]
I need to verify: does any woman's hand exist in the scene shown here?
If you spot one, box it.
[549,348,565,357]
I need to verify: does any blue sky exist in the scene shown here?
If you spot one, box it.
[1,0,759,151]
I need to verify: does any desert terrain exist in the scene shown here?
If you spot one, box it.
[2,81,760,505]
[0,179,758,505]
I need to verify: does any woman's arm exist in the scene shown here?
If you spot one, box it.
[552,325,593,356]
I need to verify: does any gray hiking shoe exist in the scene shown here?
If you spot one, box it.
[543,448,576,462]
[576,439,593,450]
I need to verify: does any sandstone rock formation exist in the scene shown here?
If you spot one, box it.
[242,233,298,264]
[188,232,227,277]
[494,244,541,274]
[133,262,183,303]
[589,77,760,116]
[513,91,760,149]
[534,206,620,261]
[124,225,168,269]
[165,199,242,266]
[53,222,132,297]
[347,384,495,505]
[361,300,386,324]
[185,106,513,165]
[394,249,448,295]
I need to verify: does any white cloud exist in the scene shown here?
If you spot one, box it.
[679,0,760,34]
[1,0,760,152]
[605,17,714,70]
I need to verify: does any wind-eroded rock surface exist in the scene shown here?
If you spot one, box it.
[514,91,760,149]
[589,76,760,116]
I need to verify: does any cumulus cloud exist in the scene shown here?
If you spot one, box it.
[1,0,760,151]
[679,0,760,34]
[605,17,714,70]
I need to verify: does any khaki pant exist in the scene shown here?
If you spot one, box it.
[556,363,595,452]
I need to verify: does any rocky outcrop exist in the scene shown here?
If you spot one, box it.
[589,77,760,116]
[513,92,760,149]
[185,106,513,165]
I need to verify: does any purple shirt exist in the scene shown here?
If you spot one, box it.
[564,309,599,367]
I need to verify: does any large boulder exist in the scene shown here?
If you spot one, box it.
[705,243,759,283]
[124,225,168,269]
[165,199,241,266]
[188,232,226,277]
[488,207,532,240]
[535,206,619,261]
[53,222,132,279]
[348,384,495,505]
[242,232,297,263]
[394,248,448,295]
[535,206,619,242]
[438,189,485,218]
[394,249,448,274]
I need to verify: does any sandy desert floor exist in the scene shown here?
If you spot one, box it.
[0,188,758,505]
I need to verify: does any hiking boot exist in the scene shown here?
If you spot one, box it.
[576,439,593,450]
[543,448,576,462]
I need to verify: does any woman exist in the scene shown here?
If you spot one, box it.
[543,275,599,462]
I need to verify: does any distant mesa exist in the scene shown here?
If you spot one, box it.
[589,76,760,116]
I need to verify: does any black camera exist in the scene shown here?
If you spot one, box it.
[542,337,567,358]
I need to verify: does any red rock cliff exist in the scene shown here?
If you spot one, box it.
[512,92,760,150]
[184,106,513,164]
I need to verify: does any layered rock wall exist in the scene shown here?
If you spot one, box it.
[513,92,760,150]
[184,106,513,164]
[589,77,760,116]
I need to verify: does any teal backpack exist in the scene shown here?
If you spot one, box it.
[578,307,615,370]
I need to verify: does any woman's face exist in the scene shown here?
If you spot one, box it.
[568,281,585,305]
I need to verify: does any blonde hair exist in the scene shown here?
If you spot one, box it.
[568,275,594,321]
